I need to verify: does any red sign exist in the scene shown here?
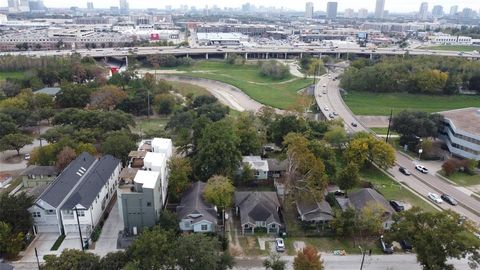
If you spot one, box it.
[110,67,119,74]
[150,33,160,40]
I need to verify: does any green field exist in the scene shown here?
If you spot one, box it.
[361,166,438,212]
[133,117,169,135]
[440,171,480,187]
[168,81,212,98]
[0,71,24,80]
[370,127,398,135]
[422,45,480,52]
[174,61,313,109]
[343,91,480,116]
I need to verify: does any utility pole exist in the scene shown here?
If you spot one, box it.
[34,247,41,269]
[359,246,366,270]
[385,109,393,143]
[74,207,85,251]
[147,89,151,119]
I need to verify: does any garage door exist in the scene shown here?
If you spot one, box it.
[36,224,59,234]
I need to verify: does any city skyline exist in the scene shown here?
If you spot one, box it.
[1,0,479,13]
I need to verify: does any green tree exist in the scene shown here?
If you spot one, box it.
[204,175,235,210]
[175,233,223,270]
[56,83,93,108]
[336,162,360,195]
[388,208,480,270]
[392,110,444,139]
[193,120,241,180]
[323,127,348,149]
[345,135,395,169]
[238,163,255,185]
[0,113,18,137]
[158,209,180,232]
[0,192,33,234]
[98,251,128,270]
[127,226,176,269]
[330,208,356,238]
[167,156,192,201]
[101,132,137,165]
[56,146,77,171]
[263,253,286,270]
[0,133,32,156]
[43,249,100,270]
[0,222,24,259]
[155,93,176,115]
[235,112,264,155]
[293,245,324,270]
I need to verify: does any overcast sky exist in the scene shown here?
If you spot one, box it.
[2,0,479,13]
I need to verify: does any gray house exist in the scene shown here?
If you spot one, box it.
[29,153,121,237]
[20,165,58,188]
[177,182,218,233]
[296,195,334,224]
[340,188,395,230]
[234,191,282,234]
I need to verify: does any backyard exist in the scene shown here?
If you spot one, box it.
[131,117,169,135]
[343,91,480,116]
[173,61,314,109]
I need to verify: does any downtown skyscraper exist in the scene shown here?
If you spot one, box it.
[374,0,385,19]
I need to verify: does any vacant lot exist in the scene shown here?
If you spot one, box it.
[169,81,212,98]
[423,45,480,52]
[132,117,169,135]
[0,71,24,81]
[343,91,480,116]
[175,61,313,109]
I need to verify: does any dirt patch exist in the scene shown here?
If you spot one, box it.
[4,155,23,164]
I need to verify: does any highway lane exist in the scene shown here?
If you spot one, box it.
[315,66,480,224]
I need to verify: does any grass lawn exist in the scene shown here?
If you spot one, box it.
[284,237,382,256]
[175,61,313,109]
[422,45,480,52]
[440,171,480,187]
[50,234,66,251]
[370,127,398,135]
[343,91,480,116]
[237,236,269,256]
[361,166,437,212]
[132,117,169,135]
[0,71,24,80]
[168,81,212,98]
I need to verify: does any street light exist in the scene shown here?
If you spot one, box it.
[418,148,423,161]
[358,246,365,270]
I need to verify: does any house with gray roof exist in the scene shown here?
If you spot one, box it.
[29,152,121,239]
[296,193,334,224]
[242,156,269,180]
[177,182,218,233]
[234,191,282,234]
[20,165,58,188]
[337,188,395,230]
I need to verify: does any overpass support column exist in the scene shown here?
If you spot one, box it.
[206,53,209,60]
[266,53,269,59]
[125,56,128,68]
[186,53,189,58]
[225,53,228,59]
[300,52,303,58]
[336,53,340,59]
[370,54,373,60]
[285,52,287,59]
[245,53,248,60]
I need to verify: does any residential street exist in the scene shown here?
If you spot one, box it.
[233,254,471,270]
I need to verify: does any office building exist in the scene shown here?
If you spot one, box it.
[375,0,385,19]
[119,0,129,15]
[8,0,19,13]
[305,2,314,19]
[344,8,354,18]
[432,5,443,18]
[438,108,480,160]
[326,2,338,19]
[28,0,45,13]
[87,2,94,10]
[358,8,368,18]
[449,5,458,16]
[418,2,428,20]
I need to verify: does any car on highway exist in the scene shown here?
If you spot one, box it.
[441,194,458,206]
[415,165,429,174]
[380,235,394,254]
[322,90,327,94]
[428,192,443,204]
[399,167,411,176]
[351,122,358,127]
[324,106,329,111]
[333,111,338,116]
[389,200,405,212]
[275,238,285,252]
[328,113,334,119]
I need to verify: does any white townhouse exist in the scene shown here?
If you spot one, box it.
[29,152,121,239]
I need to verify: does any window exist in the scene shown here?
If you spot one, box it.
[77,210,85,217]
[271,224,275,228]
[32,212,41,218]
[45,210,56,215]
[201,224,208,231]
[146,202,152,207]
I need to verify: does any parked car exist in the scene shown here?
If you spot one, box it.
[400,240,413,253]
[399,167,411,176]
[275,238,285,252]
[328,113,334,119]
[380,235,394,254]
[389,200,405,212]
[333,111,338,116]
[441,194,458,206]
[24,153,30,160]
[324,106,329,111]
[415,165,429,174]
[428,192,443,204]
[351,122,358,127]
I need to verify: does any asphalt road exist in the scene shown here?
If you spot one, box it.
[314,67,480,225]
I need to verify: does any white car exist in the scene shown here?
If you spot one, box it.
[428,192,443,204]
[275,238,285,252]
[324,106,329,111]
[415,165,429,174]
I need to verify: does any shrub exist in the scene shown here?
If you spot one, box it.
[259,60,289,80]
[91,226,102,242]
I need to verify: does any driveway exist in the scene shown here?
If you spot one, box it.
[94,200,124,256]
